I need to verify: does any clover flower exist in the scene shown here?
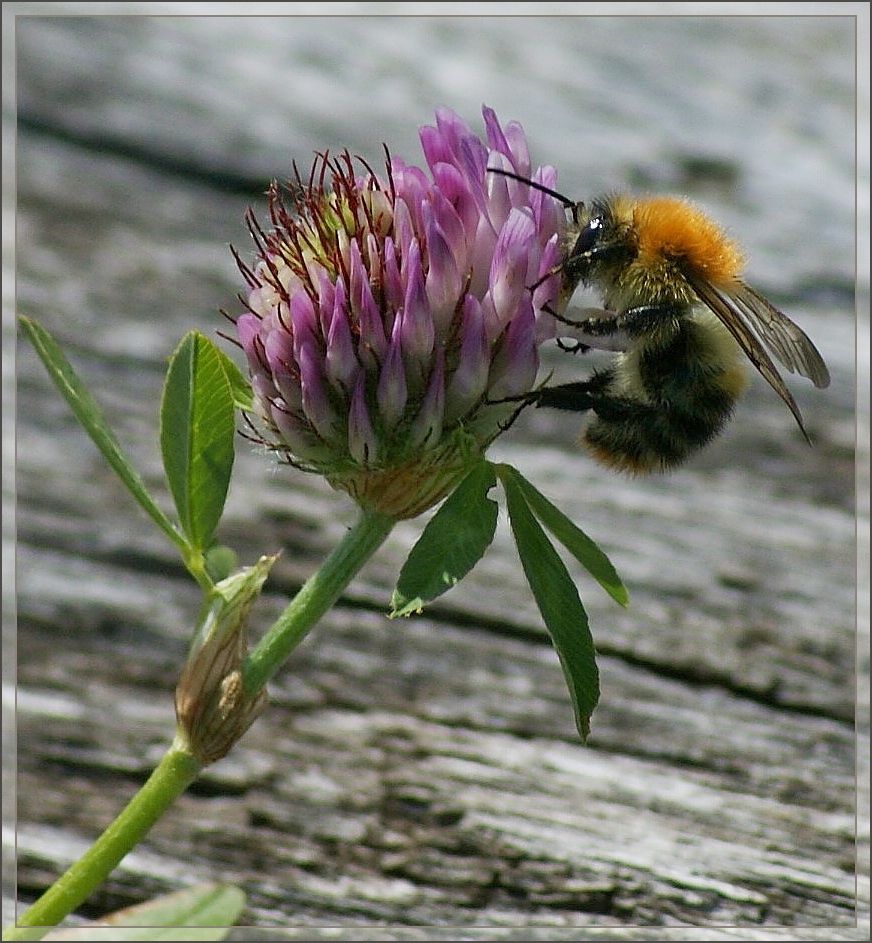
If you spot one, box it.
[234,106,566,520]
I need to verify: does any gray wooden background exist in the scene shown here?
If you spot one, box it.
[4,5,869,940]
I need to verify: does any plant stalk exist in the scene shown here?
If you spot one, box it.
[5,507,396,938]
[241,507,395,696]
[4,744,202,941]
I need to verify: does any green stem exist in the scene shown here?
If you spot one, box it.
[4,506,395,939]
[242,507,395,696]
[3,743,202,941]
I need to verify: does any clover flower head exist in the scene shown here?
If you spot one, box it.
[233,105,566,520]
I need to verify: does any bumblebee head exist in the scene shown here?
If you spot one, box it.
[563,194,748,311]
[562,197,634,286]
[487,170,748,307]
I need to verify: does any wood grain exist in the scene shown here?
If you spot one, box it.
[5,10,866,939]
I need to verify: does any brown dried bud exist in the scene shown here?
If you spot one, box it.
[175,554,277,763]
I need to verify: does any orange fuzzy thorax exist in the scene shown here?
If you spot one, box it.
[615,195,746,286]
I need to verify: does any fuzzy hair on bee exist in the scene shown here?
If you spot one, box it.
[490,167,831,474]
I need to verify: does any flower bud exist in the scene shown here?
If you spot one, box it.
[175,555,277,763]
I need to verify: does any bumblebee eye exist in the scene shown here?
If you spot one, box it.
[573,216,604,256]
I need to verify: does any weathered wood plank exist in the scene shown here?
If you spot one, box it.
[5,8,866,938]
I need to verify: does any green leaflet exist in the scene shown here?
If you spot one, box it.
[160,332,236,554]
[41,883,246,941]
[501,468,600,741]
[390,461,498,617]
[18,316,183,552]
[214,346,254,412]
[499,465,628,607]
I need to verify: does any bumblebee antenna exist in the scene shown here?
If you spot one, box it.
[488,167,575,210]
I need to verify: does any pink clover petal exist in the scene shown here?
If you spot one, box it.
[423,207,462,336]
[445,295,489,421]
[349,240,387,368]
[408,349,445,451]
[297,338,340,444]
[287,292,318,360]
[325,282,360,395]
[377,320,409,431]
[382,235,404,314]
[487,296,539,401]
[348,373,378,465]
[400,241,435,367]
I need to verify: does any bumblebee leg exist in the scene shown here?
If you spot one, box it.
[494,398,532,433]
[534,373,612,413]
[551,302,681,339]
[555,336,591,354]
[613,303,681,337]
[486,375,599,410]
[542,302,586,328]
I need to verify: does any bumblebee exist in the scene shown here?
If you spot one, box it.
[491,169,831,473]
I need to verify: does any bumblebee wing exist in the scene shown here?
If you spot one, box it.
[688,275,816,438]
[729,282,831,388]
